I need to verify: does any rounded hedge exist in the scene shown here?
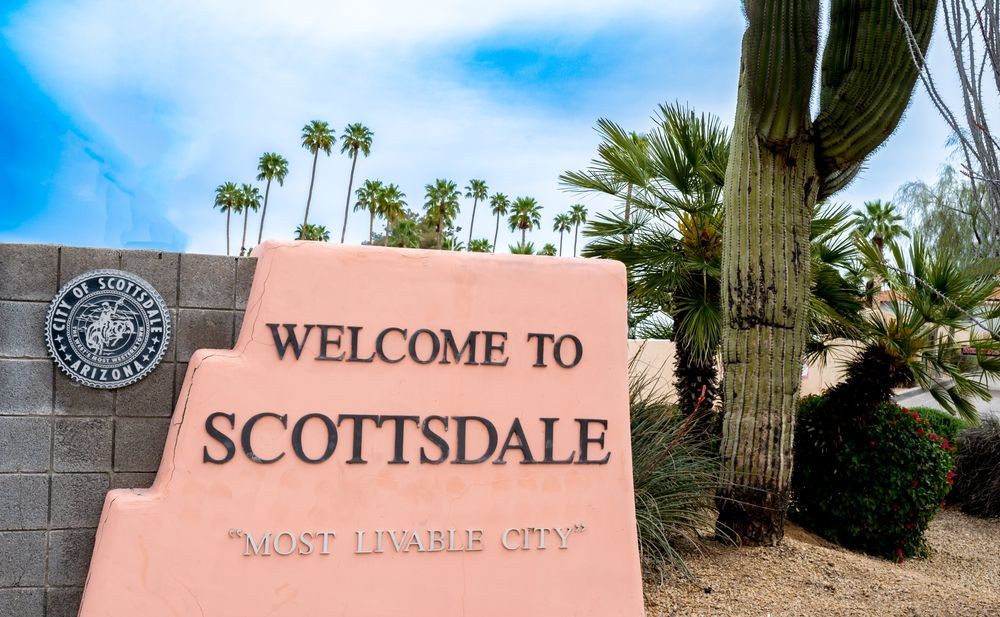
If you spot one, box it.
[793,397,953,560]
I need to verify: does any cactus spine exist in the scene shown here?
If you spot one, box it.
[716,0,937,545]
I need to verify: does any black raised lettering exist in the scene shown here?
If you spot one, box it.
[440,330,479,365]
[267,324,314,360]
[378,415,420,464]
[575,418,610,464]
[453,416,498,464]
[203,412,236,464]
[241,413,288,464]
[494,418,536,464]
[315,325,346,361]
[291,413,339,463]
[420,416,450,464]
[337,414,379,464]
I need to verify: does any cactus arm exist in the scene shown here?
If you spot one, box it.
[742,0,820,145]
[818,161,865,200]
[814,0,937,191]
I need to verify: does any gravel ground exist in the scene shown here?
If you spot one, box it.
[644,508,1000,617]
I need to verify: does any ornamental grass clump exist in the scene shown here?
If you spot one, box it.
[629,372,720,573]
[794,398,953,560]
[950,418,1000,518]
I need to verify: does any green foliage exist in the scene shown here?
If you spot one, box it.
[897,165,987,262]
[908,406,967,448]
[295,223,330,242]
[950,418,1000,518]
[794,397,954,560]
[468,238,492,253]
[539,243,558,256]
[629,372,720,571]
[509,242,535,255]
[852,199,909,253]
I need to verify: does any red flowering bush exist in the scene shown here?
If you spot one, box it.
[793,397,953,560]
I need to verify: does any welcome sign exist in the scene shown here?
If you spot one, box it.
[79,242,645,616]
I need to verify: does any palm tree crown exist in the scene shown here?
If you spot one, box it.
[339,123,374,243]
[424,179,461,249]
[508,197,542,246]
[238,183,262,256]
[489,192,510,253]
[465,179,489,249]
[300,120,335,228]
[214,181,240,256]
[296,223,331,242]
[354,179,385,245]
[569,203,588,257]
[553,212,573,256]
[853,199,910,253]
[255,152,289,244]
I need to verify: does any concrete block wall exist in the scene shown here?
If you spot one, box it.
[0,244,254,617]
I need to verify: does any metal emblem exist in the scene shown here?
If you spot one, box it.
[45,269,171,389]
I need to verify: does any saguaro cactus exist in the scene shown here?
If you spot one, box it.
[717,0,936,545]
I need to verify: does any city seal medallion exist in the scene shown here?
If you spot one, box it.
[45,269,171,389]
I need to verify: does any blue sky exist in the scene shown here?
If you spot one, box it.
[0,0,958,254]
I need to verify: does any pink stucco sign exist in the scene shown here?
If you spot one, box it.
[79,241,645,616]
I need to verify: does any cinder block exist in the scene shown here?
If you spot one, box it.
[0,531,46,585]
[0,243,59,302]
[120,250,179,306]
[0,301,49,358]
[54,371,114,416]
[115,362,174,417]
[0,587,45,617]
[235,256,257,310]
[0,417,50,472]
[178,253,235,309]
[175,309,234,361]
[53,418,113,472]
[49,473,110,529]
[58,246,121,285]
[110,472,156,489]
[114,417,170,472]
[0,475,49,530]
[46,587,83,617]
[0,359,53,414]
[46,528,96,586]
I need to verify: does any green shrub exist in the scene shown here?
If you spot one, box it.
[793,397,953,560]
[950,418,1000,518]
[909,406,966,451]
[630,373,720,572]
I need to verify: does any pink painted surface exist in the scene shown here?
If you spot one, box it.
[79,241,644,616]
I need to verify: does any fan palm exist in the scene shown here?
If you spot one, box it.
[295,223,331,242]
[354,179,384,245]
[489,193,510,254]
[388,217,421,248]
[508,197,542,246]
[553,213,573,256]
[255,152,289,244]
[339,123,374,243]
[854,199,910,254]
[301,121,334,228]
[510,242,536,255]
[380,184,407,246]
[213,181,240,256]
[468,238,492,253]
[465,179,489,250]
[424,179,460,249]
[540,243,558,256]
[569,204,588,257]
[238,184,262,256]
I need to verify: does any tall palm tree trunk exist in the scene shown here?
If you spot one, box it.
[257,179,271,244]
[341,151,359,243]
[715,74,816,546]
[521,227,526,246]
[384,218,392,247]
[304,150,319,228]
[467,198,479,249]
[573,224,580,257]
[369,211,374,245]
[240,208,250,257]
[493,214,500,253]
[558,232,564,256]
[225,211,231,256]
[437,210,444,249]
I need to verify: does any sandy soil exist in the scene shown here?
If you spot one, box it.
[644,509,1000,617]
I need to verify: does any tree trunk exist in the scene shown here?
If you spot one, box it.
[715,73,818,546]
[573,224,580,257]
[558,232,564,256]
[240,208,249,256]
[437,209,444,250]
[225,211,231,256]
[258,179,271,244]
[369,211,374,245]
[493,214,500,253]
[341,150,358,243]
[521,227,526,246]
[304,151,319,228]
[673,338,719,435]
[466,198,479,249]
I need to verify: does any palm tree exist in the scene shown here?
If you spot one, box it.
[424,179,460,249]
[295,223,331,242]
[553,213,573,256]
[389,217,421,248]
[854,199,910,254]
[569,204,588,256]
[301,121,335,229]
[339,123,374,243]
[468,238,492,253]
[509,242,536,255]
[380,184,407,246]
[465,179,489,250]
[508,197,542,246]
[255,152,289,244]
[489,193,510,254]
[540,243,558,256]
[354,179,384,245]
[238,184,262,256]
[213,182,240,256]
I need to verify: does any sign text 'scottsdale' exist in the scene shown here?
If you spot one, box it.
[201,323,610,466]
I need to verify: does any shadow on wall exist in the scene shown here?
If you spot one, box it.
[627,339,854,402]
